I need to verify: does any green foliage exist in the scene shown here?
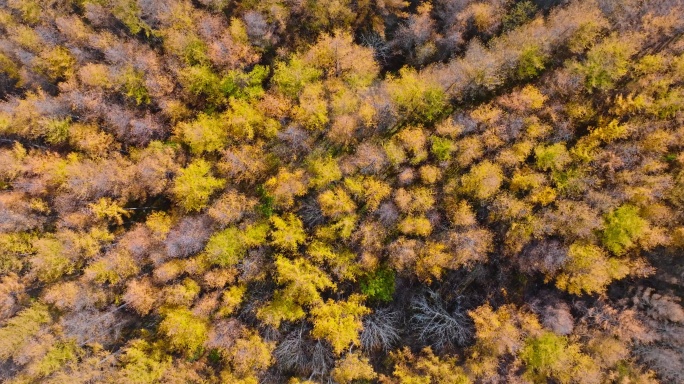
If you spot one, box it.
[204,227,246,267]
[521,332,569,380]
[37,46,75,81]
[0,52,20,81]
[293,83,329,130]
[535,142,571,171]
[503,1,537,31]
[516,44,546,80]
[225,97,277,139]
[572,36,638,92]
[272,57,322,98]
[180,65,225,106]
[172,159,226,212]
[31,236,72,283]
[112,0,153,37]
[119,67,150,105]
[43,117,71,144]
[520,331,598,384]
[1,1,683,382]
[360,266,395,303]
[34,340,80,377]
[221,65,269,100]
[0,233,33,274]
[430,136,456,162]
[602,205,647,255]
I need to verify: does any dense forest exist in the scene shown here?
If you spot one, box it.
[0,0,683,382]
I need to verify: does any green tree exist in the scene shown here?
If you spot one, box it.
[204,227,247,267]
[520,331,599,384]
[602,205,647,255]
[515,44,546,80]
[272,56,322,98]
[571,35,639,92]
[360,266,395,303]
[535,142,571,171]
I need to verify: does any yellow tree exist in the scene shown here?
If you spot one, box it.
[171,159,225,212]
[310,294,370,354]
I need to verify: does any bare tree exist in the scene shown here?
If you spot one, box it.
[410,289,473,352]
[274,326,310,374]
[274,326,334,379]
[360,307,401,352]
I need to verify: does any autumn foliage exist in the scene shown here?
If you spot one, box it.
[1,0,684,382]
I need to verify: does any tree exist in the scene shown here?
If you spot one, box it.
[535,142,571,171]
[387,67,448,124]
[467,304,541,379]
[272,56,322,99]
[264,168,308,208]
[570,35,640,92]
[117,339,171,384]
[389,347,471,384]
[175,113,228,154]
[602,205,647,255]
[310,294,370,354]
[204,227,247,267]
[307,155,342,189]
[304,30,379,89]
[331,352,377,384]
[0,302,51,361]
[207,190,258,227]
[360,266,395,303]
[158,307,208,358]
[411,290,473,351]
[124,278,158,316]
[460,160,504,200]
[555,242,629,295]
[224,330,275,379]
[292,82,329,131]
[318,187,356,219]
[520,331,600,384]
[273,255,335,306]
[172,159,226,212]
[270,213,307,251]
